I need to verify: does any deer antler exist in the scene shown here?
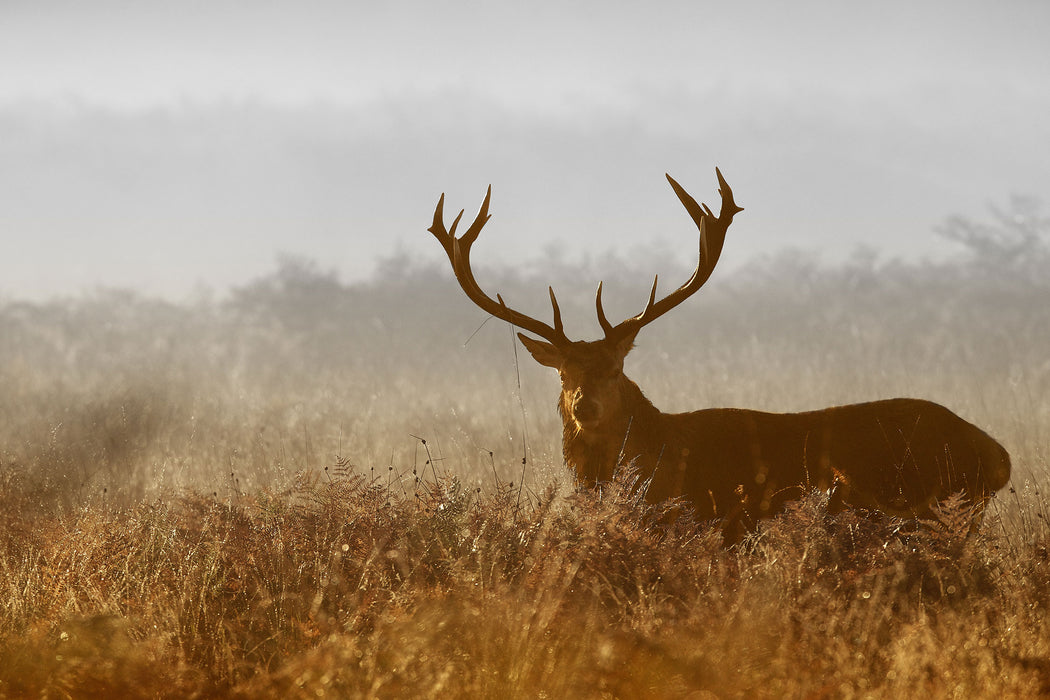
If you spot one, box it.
[597,167,743,342]
[429,187,571,346]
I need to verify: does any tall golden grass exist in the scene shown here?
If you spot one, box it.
[2,464,1050,697]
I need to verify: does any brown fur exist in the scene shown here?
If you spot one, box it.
[522,335,1011,540]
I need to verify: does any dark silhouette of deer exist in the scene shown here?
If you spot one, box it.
[428,168,1011,539]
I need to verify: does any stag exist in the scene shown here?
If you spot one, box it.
[428,169,1011,539]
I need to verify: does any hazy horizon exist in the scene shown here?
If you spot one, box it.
[3,0,1048,300]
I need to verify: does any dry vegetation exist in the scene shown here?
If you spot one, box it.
[1,201,1049,698]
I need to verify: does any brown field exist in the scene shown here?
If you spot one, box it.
[2,215,1049,697]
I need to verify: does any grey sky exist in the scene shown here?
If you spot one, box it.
[2,0,1049,299]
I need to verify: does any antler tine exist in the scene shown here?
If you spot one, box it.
[498,285,564,337]
[460,186,492,247]
[548,286,566,337]
[715,167,742,216]
[429,187,571,346]
[603,168,742,343]
[448,209,464,238]
[427,193,464,256]
[595,281,613,335]
[642,275,659,312]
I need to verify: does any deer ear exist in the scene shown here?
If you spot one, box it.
[517,333,563,368]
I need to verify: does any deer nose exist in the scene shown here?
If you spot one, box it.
[573,394,601,423]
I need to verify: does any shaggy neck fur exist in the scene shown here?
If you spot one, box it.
[560,376,663,488]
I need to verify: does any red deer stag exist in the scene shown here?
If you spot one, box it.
[428,168,1011,539]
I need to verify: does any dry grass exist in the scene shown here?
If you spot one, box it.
[2,463,1050,699]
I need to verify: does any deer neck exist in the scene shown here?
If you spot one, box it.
[560,376,661,484]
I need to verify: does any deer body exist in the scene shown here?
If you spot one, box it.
[561,384,1009,523]
[428,168,1011,536]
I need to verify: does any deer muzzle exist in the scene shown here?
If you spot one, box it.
[571,389,602,428]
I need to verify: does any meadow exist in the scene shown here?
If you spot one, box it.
[1,202,1049,697]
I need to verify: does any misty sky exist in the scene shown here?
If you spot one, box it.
[2,0,1049,299]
